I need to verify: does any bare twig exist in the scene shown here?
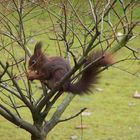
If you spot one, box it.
[58,107,87,123]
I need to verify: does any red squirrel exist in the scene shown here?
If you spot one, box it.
[27,42,113,95]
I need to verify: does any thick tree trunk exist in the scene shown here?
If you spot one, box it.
[31,134,46,140]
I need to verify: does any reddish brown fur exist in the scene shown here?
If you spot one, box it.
[27,42,113,95]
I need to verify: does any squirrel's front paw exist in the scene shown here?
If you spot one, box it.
[27,74,34,81]
[27,70,37,81]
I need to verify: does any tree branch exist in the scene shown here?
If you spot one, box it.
[58,107,87,123]
[0,61,32,111]
[0,104,39,136]
[44,93,75,133]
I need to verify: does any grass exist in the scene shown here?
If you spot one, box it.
[1,65,140,140]
[1,71,140,140]
[1,1,140,140]
[46,68,140,140]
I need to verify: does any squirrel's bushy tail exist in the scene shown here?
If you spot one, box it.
[66,52,113,95]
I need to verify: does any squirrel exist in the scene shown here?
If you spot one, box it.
[27,42,113,95]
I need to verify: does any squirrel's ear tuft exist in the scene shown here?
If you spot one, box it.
[34,41,42,56]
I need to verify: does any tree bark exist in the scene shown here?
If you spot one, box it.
[31,134,46,140]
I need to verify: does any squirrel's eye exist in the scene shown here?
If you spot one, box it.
[32,60,36,65]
